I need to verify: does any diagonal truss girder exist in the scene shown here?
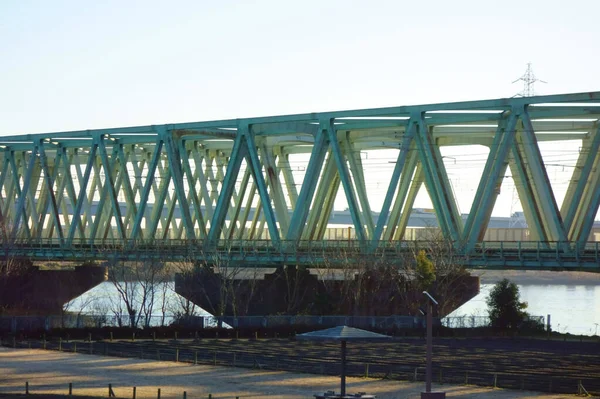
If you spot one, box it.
[1,91,600,263]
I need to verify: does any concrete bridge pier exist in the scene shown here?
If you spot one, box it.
[175,265,480,318]
[0,264,107,315]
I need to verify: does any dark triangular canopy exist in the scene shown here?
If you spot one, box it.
[298,326,390,396]
[297,325,391,341]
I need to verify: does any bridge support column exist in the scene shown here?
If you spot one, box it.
[0,264,107,315]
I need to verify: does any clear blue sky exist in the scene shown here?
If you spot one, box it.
[1,0,599,216]
[1,0,598,134]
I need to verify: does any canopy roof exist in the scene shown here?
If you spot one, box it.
[296,325,391,341]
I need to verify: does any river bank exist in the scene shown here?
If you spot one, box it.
[471,270,600,285]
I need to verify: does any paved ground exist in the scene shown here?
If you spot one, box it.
[0,348,596,399]
[26,336,599,394]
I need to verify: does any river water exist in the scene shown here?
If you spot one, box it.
[72,273,600,336]
[449,271,600,336]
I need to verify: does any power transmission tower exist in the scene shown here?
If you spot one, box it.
[512,62,547,97]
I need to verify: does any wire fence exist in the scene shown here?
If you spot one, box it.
[0,314,547,333]
[441,314,545,329]
[0,314,424,332]
[0,338,597,397]
[2,382,200,399]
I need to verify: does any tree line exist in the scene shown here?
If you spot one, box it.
[1,221,540,332]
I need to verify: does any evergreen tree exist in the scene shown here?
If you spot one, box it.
[415,250,436,290]
[486,278,528,329]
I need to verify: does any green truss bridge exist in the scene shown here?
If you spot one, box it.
[2,92,600,271]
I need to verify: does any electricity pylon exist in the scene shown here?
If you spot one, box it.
[513,62,547,97]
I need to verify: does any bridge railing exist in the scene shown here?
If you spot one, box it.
[4,236,600,247]
[3,238,600,268]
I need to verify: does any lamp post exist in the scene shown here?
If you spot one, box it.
[421,291,445,399]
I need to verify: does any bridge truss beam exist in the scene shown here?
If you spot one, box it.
[1,92,600,270]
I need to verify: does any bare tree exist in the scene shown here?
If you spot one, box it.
[106,257,168,328]
[421,232,471,316]
[106,286,126,327]
[310,235,470,317]
[172,245,257,322]
[349,251,399,316]
[90,297,110,328]
[312,246,365,315]
[204,250,237,318]
[280,264,311,314]
[169,258,201,324]
[158,276,171,326]
[311,247,344,314]
[139,260,171,327]
[195,245,263,318]
[394,230,471,316]
[61,288,101,328]
[0,221,35,315]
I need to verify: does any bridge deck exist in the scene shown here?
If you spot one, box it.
[5,239,600,271]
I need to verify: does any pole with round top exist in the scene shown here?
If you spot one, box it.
[421,291,445,399]
[341,340,347,396]
[297,325,390,398]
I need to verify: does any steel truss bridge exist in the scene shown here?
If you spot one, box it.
[1,92,600,270]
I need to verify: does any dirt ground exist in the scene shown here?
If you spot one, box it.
[0,348,594,399]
